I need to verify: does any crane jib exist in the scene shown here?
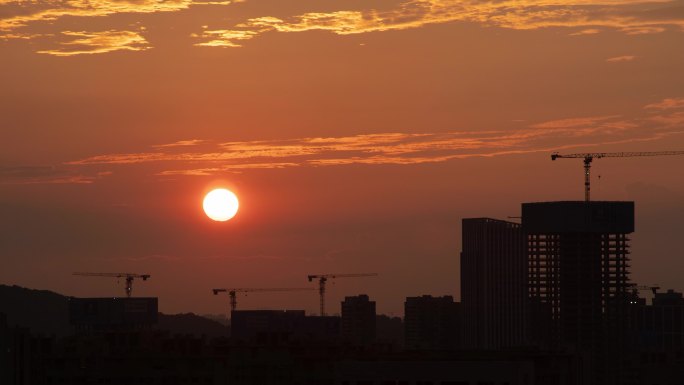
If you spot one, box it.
[550,151,684,201]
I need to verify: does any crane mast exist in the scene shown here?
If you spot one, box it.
[212,287,315,315]
[73,272,151,298]
[306,273,378,316]
[551,151,684,201]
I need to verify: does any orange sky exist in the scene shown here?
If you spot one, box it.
[2,0,684,316]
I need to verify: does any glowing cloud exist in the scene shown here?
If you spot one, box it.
[3,0,684,53]
[606,55,636,62]
[37,30,150,56]
[152,139,207,148]
[194,0,684,47]
[0,0,233,32]
[193,29,259,47]
[645,98,684,111]
[569,29,601,36]
[63,100,684,177]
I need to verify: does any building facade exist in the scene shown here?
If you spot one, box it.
[523,201,634,384]
[461,218,527,349]
[523,201,634,352]
[69,297,158,333]
[404,295,460,350]
[341,295,376,346]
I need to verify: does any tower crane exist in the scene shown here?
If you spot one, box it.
[212,288,315,314]
[73,272,151,298]
[551,151,684,202]
[307,273,378,316]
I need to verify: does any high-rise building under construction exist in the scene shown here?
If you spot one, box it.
[523,201,634,353]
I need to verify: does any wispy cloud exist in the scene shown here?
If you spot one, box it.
[643,97,684,127]
[647,112,684,126]
[156,162,300,175]
[152,139,207,149]
[62,100,684,177]
[3,0,683,53]
[36,30,150,56]
[621,26,666,35]
[0,165,58,178]
[0,0,233,32]
[569,28,601,36]
[194,0,684,48]
[0,32,51,40]
[0,166,112,185]
[531,115,621,129]
[192,29,259,47]
[645,97,684,111]
[606,55,636,62]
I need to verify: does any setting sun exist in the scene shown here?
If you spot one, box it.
[203,189,239,221]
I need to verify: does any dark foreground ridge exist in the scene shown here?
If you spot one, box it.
[0,285,229,338]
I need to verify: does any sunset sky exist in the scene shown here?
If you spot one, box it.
[2,0,684,316]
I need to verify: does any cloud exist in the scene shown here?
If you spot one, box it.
[606,55,636,62]
[63,101,684,177]
[193,29,259,47]
[0,165,59,178]
[0,0,233,32]
[68,132,517,167]
[647,111,684,126]
[156,162,299,175]
[645,97,684,110]
[0,165,112,184]
[194,0,684,47]
[621,26,666,35]
[3,0,683,53]
[0,32,50,40]
[152,139,207,148]
[642,98,684,130]
[36,30,150,56]
[569,28,601,36]
[531,115,621,129]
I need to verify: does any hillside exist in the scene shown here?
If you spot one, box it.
[0,284,229,337]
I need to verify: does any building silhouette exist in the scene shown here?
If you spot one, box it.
[523,201,634,384]
[231,310,306,343]
[69,297,158,333]
[404,295,461,350]
[627,289,684,383]
[10,194,684,384]
[0,313,31,385]
[461,218,527,349]
[334,358,535,385]
[629,289,684,352]
[231,310,341,344]
[341,295,376,346]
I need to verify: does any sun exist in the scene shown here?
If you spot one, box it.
[203,189,239,222]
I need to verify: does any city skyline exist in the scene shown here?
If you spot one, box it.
[2,0,684,316]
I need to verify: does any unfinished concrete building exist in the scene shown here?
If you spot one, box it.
[523,201,634,350]
[523,201,634,384]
